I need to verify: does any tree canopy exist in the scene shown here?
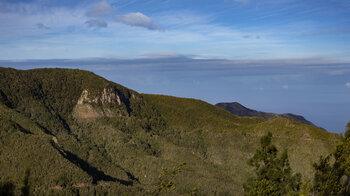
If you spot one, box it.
[244,132,301,196]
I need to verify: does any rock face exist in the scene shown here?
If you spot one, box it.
[77,90,97,104]
[74,88,130,119]
[216,102,316,127]
[77,88,124,105]
[101,88,122,105]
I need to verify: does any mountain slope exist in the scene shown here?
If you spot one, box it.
[0,68,340,195]
[0,67,161,194]
[143,95,339,179]
[216,102,315,126]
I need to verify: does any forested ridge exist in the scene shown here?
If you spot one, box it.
[0,68,343,195]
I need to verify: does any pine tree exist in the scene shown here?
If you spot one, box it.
[244,132,301,196]
[312,122,350,195]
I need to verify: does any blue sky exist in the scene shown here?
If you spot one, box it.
[0,0,349,133]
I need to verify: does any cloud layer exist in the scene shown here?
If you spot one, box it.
[1,56,349,76]
[0,0,349,60]
[115,12,162,30]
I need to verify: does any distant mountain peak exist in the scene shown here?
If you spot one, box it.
[216,102,316,127]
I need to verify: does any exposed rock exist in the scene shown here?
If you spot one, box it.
[101,88,121,105]
[77,90,89,104]
[52,137,58,145]
[77,88,122,105]
[74,104,102,119]
[74,88,126,119]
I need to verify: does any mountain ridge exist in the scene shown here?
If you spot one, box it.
[216,101,316,127]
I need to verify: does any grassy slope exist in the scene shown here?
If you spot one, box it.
[0,68,341,195]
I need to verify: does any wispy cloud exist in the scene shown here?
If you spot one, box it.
[85,2,114,29]
[0,2,85,41]
[85,19,107,28]
[115,12,163,30]
[346,82,350,88]
[85,1,115,17]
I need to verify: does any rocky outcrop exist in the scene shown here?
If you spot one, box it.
[77,88,123,105]
[101,88,121,105]
[74,88,133,119]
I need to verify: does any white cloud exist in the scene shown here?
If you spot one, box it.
[115,12,162,30]
[282,85,289,89]
[346,82,350,88]
[85,19,107,28]
[86,2,114,17]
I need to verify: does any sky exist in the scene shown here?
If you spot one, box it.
[0,0,349,133]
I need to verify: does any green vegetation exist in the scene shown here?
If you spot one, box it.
[0,67,342,195]
[152,162,198,195]
[311,122,350,195]
[244,132,301,195]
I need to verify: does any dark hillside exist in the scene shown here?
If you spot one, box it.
[216,102,316,126]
